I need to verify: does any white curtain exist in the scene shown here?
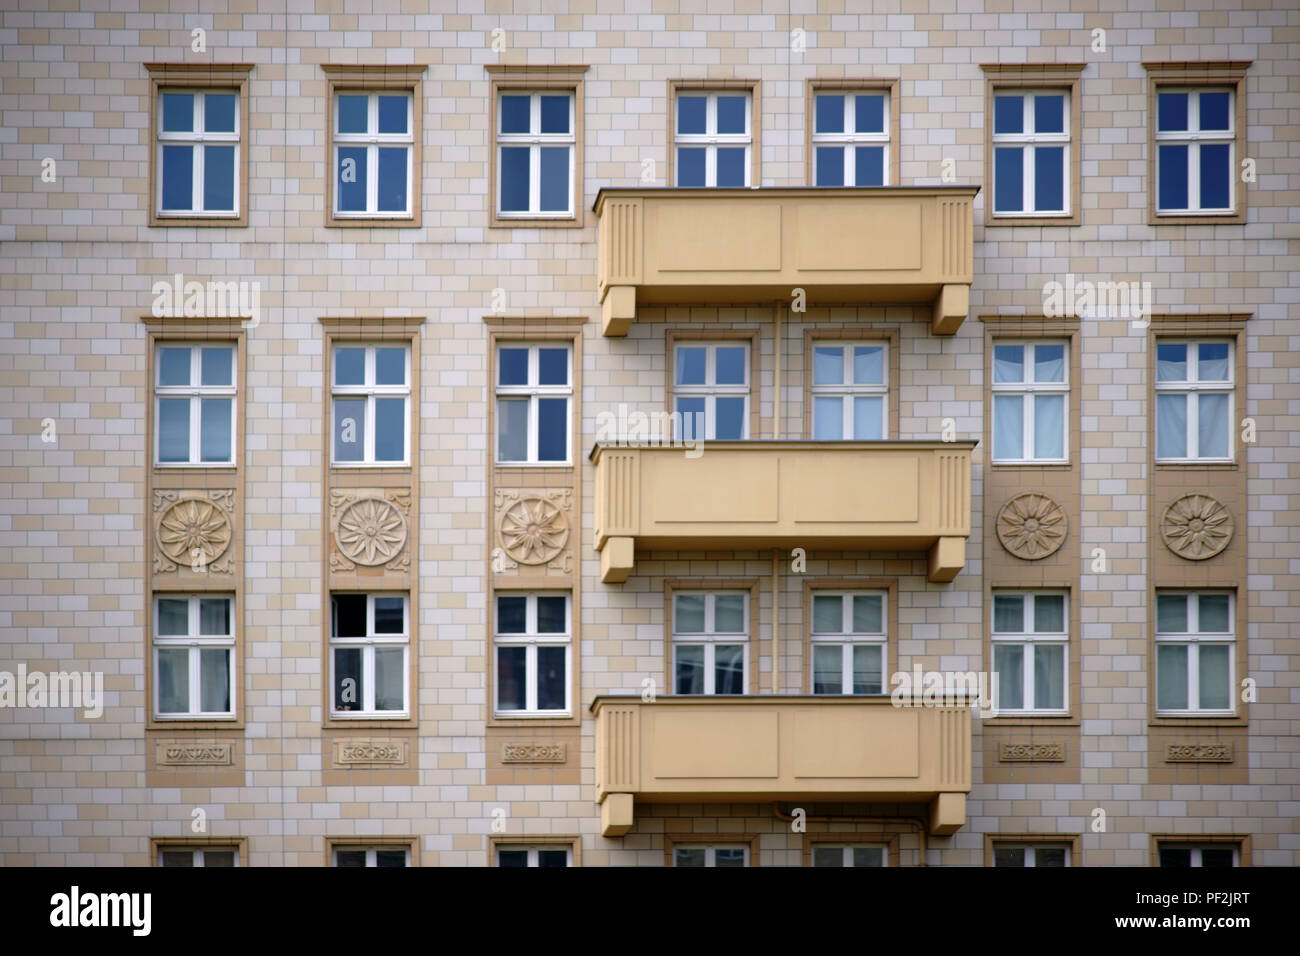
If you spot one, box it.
[993,395,1023,458]
[1198,393,1228,457]
[1034,394,1064,458]
[1156,394,1186,458]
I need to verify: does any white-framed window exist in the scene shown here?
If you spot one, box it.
[1156,88,1234,214]
[494,592,571,717]
[496,845,572,867]
[811,342,888,440]
[674,342,748,441]
[811,844,888,867]
[331,343,410,465]
[673,844,749,867]
[992,592,1067,714]
[812,90,889,186]
[329,593,409,717]
[810,592,887,695]
[153,594,235,719]
[497,90,575,217]
[333,91,414,217]
[672,592,747,695]
[1155,340,1233,462]
[155,343,236,465]
[991,341,1068,462]
[1155,591,1234,715]
[495,343,572,464]
[156,89,240,216]
[333,846,410,867]
[158,847,239,867]
[1158,843,1238,868]
[991,90,1069,216]
[675,91,751,187]
[994,844,1069,867]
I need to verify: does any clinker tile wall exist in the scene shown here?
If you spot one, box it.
[0,0,1297,867]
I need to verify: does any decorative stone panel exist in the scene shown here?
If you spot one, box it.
[997,742,1065,762]
[502,742,567,763]
[152,490,236,575]
[155,741,234,766]
[1164,742,1233,763]
[329,488,412,573]
[996,493,1067,560]
[494,489,573,574]
[1160,494,1233,561]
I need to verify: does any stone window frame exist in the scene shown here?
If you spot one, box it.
[1152,336,1236,464]
[990,589,1070,717]
[490,589,574,719]
[1153,589,1237,718]
[666,78,762,189]
[665,832,760,867]
[489,834,582,867]
[663,579,762,698]
[665,329,761,442]
[325,834,420,867]
[984,833,1081,867]
[150,836,247,867]
[493,339,575,467]
[151,592,238,721]
[802,328,900,440]
[1149,833,1250,867]
[989,338,1071,464]
[802,577,897,696]
[327,591,412,720]
[152,339,239,469]
[328,340,413,468]
[803,832,901,868]
[804,77,900,187]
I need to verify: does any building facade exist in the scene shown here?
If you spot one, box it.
[1,0,1297,868]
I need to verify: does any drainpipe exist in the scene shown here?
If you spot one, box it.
[772,299,783,439]
[771,805,930,866]
[771,299,783,695]
[771,549,780,694]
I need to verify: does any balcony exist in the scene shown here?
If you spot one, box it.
[592,696,972,837]
[591,440,975,584]
[594,186,978,336]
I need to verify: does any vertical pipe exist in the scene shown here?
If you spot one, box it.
[772,547,780,695]
[772,299,783,694]
[772,299,783,439]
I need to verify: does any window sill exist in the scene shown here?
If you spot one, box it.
[990,460,1072,468]
[986,714,1079,726]
[147,718,243,731]
[325,216,420,229]
[487,714,580,728]
[490,213,583,230]
[150,214,248,229]
[1153,460,1237,468]
[1150,211,1245,226]
[323,717,416,730]
[1149,715,1243,728]
[986,213,1080,227]
[154,462,237,469]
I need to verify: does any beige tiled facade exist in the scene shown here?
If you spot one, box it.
[1,1,1297,868]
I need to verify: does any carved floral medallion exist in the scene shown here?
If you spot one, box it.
[497,493,570,567]
[1161,494,1233,561]
[996,493,1067,560]
[330,489,411,572]
[153,491,235,574]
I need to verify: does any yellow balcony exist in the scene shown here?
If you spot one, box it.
[595,186,978,336]
[593,695,972,837]
[591,440,975,583]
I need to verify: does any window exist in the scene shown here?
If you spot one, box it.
[1155,592,1234,715]
[157,846,239,867]
[673,342,749,441]
[993,844,1069,867]
[811,845,887,867]
[331,344,410,465]
[329,593,409,717]
[811,91,889,186]
[496,91,575,218]
[811,342,887,440]
[155,344,236,465]
[810,592,886,695]
[992,592,1067,714]
[991,91,1069,216]
[672,592,747,695]
[674,90,751,187]
[156,89,240,217]
[991,341,1068,462]
[494,592,571,717]
[153,594,235,718]
[333,91,414,218]
[673,845,749,867]
[1155,340,1232,461]
[496,846,572,867]
[495,343,572,464]
[333,846,410,867]
[1157,843,1238,867]
[1155,89,1234,214]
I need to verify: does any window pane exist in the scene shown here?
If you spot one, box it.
[157,599,189,636]
[813,346,843,385]
[815,146,844,186]
[198,598,229,635]
[1199,143,1230,209]
[158,648,189,713]
[676,346,707,385]
[853,346,884,384]
[812,595,842,634]
[497,850,528,868]
[377,95,407,134]
[158,398,191,462]
[676,397,705,441]
[497,597,526,634]
[813,645,842,695]
[334,347,365,386]
[1201,848,1234,868]
[161,145,194,210]
[1033,394,1064,459]
[500,95,530,134]
[1198,594,1230,633]
[993,394,1024,459]
[498,347,529,386]
[855,94,885,133]
[538,849,569,868]
[333,647,362,711]
[203,850,235,867]
[854,146,885,186]
[716,148,746,186]
[814,94,843,133]
[853,645,882,694]
[1034,94,1064,134]
[812,846,843,867]
[994,644,1023,710]
[676,147,705,186]
[714,645,744,694]
[496,398,528,462]
[539,146,569,212]
[374,397,405,461]
[1036,848,1067,867]
[1158,144,1188,209]
[537,348,569,386]
[372,347,405,386]
[499,147,530,212]
[994,846,1025,867]
[199,648,230,713]
[1197,343,1230,381]
[714,397,746,440]
[715,848,746,867]
[337,95,368,134]
[333,398,366,462]
[336,146,367,212]
[993,95,1023,134]
[675,644,704,694]
[376,147,407,212]
[496,646,526,711]
[1156,394,1187,458]
[332,594,367,638]
[674,848,706,867]
[539,94,569,134]
[716,96,746,134]
[1034,146,1064,211]
[536,596,566,633]
[373,597,404,634]
[1157,644,1189,710]
[335,849,366,868]
[993,147,1023,212]
[161,850,193,867]
[1199,91,1230,131]
[201,347,233,386]
[1198,393,1228,458]
[200,398,232,462]
[1198,645,1230,710]
[1157,92,1188,131]
[1034,343,1065,383]
[1157,343,1188,381]
[159,347,191,386]
[375,849,406,867]
[537,646,567,711]
[1156,595,1188,633]
[993,594,1024,632]
[853,397,883,440]
[853,595,883,633]
[162,92,194,132]
[203,145,235,211]
[1158,847,1191,867]
[1033,595,1065,633]
[714,594,745,632]
[1034,644,1064,710]
[814,397,843,440]
[677,96,706,135]
[374,646,404,711]
[537,398,568,461]
[674,594,706,633]
[993,344,1024,383]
